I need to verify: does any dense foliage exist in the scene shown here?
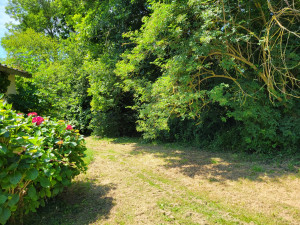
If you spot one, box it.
[7,81,51,116]
[115,0,300,152]
[1,0,299,153]
[0,97,87,224]
[0,72,10,94]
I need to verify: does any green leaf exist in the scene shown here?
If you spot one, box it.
[7,162,18,171]
[0,129,9,138]
[70,142,77,147]
[245,137,252,143]
[62,179,71,186]
[0,195,7,205]
[10,205,17,212]
[39,177,51,188]
[52,187,60,196]
[26,168,39,180]
[9,172,22,185]
[46,189,51,198]
[0,207,11,225]
[39,189,45,198]
[0,144,7,154]
[56,175,62,181]
[7,194,19,207]
[27,186,38,201]
[0,172,7,179]
[65,169,73,178]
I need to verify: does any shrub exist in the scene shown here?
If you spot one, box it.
[7,80,52,116]
[158,86,300,154]
[0,96,87,224]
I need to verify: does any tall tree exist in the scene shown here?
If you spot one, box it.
[75,0,150,136]
[6,0,80,38]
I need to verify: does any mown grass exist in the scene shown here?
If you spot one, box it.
[23,136,300,225]
[23,180,114,225]
[107,136,300,172]
[83,148,94,165]
[131,167,288,225]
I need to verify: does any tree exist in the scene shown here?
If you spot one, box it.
[6,0,80,38]
[115,0,300,152]
[75,0,150,136]
[2,0,150,135]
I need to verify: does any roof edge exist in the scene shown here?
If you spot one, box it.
[0,64,32,78]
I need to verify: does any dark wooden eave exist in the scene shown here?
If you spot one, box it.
[0,64,32,78]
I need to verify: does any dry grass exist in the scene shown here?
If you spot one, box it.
[25,137,300,225]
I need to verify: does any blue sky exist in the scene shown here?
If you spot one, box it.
[0,0,17,59]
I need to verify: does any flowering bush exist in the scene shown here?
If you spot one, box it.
[0,97,87,224]
[27,112,37,117]
[32,116,45,126]
[66,125,73,130]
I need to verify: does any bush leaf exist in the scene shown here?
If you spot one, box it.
[26,168,39,180]
[27,186,38,201]
[7,194,19,207]
[0,195,7,205]
[0,208,11,225]
[9,172,22,185]
[39,177,51,188]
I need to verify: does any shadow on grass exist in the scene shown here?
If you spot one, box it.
[24,180,116,225]
[121,139,300,182]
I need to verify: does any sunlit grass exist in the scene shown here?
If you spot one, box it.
[25,137,300,225]
[83,148,94,165]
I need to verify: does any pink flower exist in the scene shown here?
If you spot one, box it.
[66,125,73,130]
[28,112,38,117]
[32,116,44,126]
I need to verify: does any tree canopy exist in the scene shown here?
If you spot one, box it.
[1,0,299,153]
